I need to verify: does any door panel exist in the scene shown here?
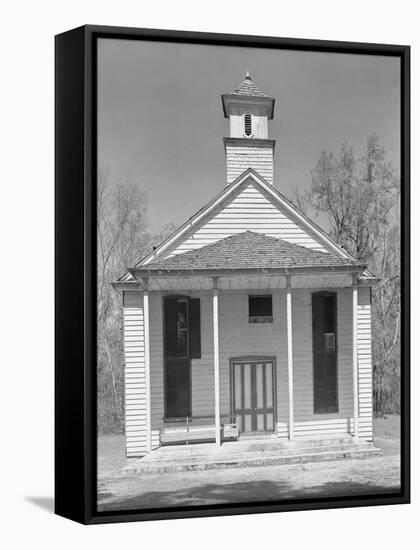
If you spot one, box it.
[165,357,190,418]
[234,363,242,414]
[243,363,251,409]
[256,363,264,408]
[232,360,275,433]
[265,363,273,408]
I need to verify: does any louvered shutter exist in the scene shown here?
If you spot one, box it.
[164,298,178,356]
[188,298,201,359]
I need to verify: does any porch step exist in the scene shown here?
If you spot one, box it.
[122,440,382,474]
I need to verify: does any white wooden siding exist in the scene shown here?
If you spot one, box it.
[357,287,373,441]
[123,291,147,457]
[191,295,215,417]
[162,182,327,259]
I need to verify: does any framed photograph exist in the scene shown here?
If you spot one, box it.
[55,25,410,524]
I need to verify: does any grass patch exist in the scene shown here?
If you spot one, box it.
[373,414,400,439]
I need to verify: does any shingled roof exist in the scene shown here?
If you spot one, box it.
[231,72,268,97]
[142,231,361,272]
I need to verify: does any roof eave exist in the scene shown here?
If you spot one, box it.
[111,280,142,292]
[131,264,365,279]
[221,94,275,119]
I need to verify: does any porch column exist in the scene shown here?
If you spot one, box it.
[143,279,152,453]
[212,277,221,446]
[286,275,294,441]
[352,274,359,439]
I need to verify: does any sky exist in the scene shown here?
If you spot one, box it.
[97,38,400,233]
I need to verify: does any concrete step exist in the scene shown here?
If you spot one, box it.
[230,436,355,453]
[123,444,382,474]
[147,436,362,460]
[136,442,374,464]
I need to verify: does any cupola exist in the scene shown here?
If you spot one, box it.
[221,73,276,184]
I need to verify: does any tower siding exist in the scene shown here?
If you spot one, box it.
[225,139,274,184]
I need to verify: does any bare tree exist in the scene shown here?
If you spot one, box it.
[97,170,175,433]
[296,134,400,415]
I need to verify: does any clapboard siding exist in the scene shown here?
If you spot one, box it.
[160,182,327,260]
[357,287,373,441]
[191,294,215,416]
[123,291,147,457]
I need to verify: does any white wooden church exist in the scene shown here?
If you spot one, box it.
[113,73,376,459]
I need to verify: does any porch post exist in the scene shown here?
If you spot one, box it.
[143,278,152,453]
[286,275,294,441]
[352,274,359,439]
[212,277,221,446]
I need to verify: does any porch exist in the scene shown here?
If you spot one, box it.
[122,433,381,474]
[127,271,370,454]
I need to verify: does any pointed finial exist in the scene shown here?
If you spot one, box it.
[245,70,251,79]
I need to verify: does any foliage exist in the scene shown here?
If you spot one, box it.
[296,135,400,415]
[97,171,175,433]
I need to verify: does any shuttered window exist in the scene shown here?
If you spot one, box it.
[244,113,252,136]
[312,292,338,413]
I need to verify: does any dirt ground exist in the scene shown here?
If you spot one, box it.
[97,415,401,511]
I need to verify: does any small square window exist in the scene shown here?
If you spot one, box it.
[249,295,273,323]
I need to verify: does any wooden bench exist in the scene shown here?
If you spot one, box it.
[160,416,239,445]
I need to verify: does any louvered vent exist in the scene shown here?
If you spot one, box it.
[244,113,252,136]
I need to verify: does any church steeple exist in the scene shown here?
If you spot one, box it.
[221,73,276,184]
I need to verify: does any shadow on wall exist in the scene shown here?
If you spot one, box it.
[97,478,400,512]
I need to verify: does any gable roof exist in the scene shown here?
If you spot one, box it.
[142,231,361,273]
[130,168,356,272]
[231,73,268,97]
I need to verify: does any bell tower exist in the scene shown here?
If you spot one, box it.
[221,72,276,184]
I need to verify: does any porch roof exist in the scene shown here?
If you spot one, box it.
[135,231,363,274]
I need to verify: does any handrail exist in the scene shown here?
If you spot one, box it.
[163,415,236,421]
[161,414,237,431]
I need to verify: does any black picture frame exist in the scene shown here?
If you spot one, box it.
[55,24,410,525]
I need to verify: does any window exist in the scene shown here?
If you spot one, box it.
[244,113,252,136]
[312,292,338,413]
[164,297,201,359]
[249,295,273,323]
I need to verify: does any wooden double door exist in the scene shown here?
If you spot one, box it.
[231,359,275,434]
